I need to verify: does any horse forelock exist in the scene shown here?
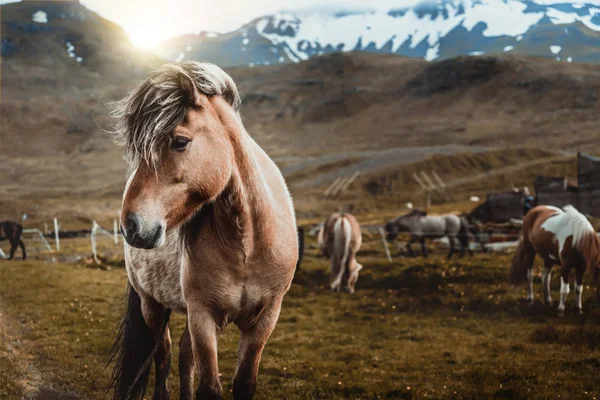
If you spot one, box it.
[110,61,242,169]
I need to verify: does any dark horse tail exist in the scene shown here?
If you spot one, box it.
[108,284,171,400]
[509,239,530,286]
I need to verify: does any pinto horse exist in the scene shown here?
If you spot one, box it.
[317,213,362,293]
[109,62,298,400]
[510,205,600,315]
[385,210,472,259]
[0,221,26,260]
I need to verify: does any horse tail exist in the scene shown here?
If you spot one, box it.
[332,217,352,290]
[108,283,171,400]
[509,238,532,285]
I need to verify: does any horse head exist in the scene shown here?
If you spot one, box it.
[115,62,242,249]
[385,209,426,240]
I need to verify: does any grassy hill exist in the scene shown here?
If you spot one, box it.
[2,2,599,225]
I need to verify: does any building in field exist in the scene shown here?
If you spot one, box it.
[535,152,600,217]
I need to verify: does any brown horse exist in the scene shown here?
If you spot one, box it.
[109,62,298,400]
[510,205,600,315]
[0,221,26,260]
[317,213,362,293]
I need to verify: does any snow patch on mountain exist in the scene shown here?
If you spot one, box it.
[254,0,600,62]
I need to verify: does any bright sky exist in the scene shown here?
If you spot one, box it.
[0,0,588,49]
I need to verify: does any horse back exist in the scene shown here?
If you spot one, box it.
[0,221,21,241]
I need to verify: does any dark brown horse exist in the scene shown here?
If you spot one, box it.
[0,221,26,260]
[109,62,298,400]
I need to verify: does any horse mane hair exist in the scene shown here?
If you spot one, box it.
[562,205,600,274]
[407,209,427,217]
[110,61,241,169]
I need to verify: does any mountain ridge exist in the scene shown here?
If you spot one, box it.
[156,0,600,67]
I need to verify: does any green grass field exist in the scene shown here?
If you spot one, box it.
[1,235,600,399]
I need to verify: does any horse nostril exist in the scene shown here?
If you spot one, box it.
[125,213,139,235]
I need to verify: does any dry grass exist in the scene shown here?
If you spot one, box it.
[1,233,600,399]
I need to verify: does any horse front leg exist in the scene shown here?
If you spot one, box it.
[447,236,456,259]
[141,298,172,400]
[405,238,416,257]
[557,263,571,316]
[233,302,282,400]
[179,320,195,400]
[188,307,222,400]
[420,238,428,258]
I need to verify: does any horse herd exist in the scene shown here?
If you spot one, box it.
[315,205,600,318]
[3,61,600,399]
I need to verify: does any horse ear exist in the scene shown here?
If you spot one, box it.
[179,73,200,108]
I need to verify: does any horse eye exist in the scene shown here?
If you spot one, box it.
[171,137,190,151]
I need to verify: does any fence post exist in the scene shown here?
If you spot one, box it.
[378,227,393,263]
[113,219,119,245]
[91,221,100,264]
[53,218,60,252]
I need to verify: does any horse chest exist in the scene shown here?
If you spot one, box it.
[125,240,187,312]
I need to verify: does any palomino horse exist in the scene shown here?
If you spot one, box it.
[317,213,362,293]
[0,221,26,260]
[385,210,472,259]
[510,205,600,315]
[109,62,298,400]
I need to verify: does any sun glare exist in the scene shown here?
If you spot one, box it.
[126,25,162,50]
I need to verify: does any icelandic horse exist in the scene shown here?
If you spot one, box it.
[317,213,362,293]
[384,210,472,258]
[510,205,600,315]
[108,62,298,400]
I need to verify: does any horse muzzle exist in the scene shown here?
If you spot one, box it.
[121,213,165,249]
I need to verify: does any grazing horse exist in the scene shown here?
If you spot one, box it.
[385,210,472,259]
[510,205,600,315]
[109,62,298,400]
[317,213,362,293]
[0,221,26,260]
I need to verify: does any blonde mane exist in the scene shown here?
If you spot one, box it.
[110,62,241,169]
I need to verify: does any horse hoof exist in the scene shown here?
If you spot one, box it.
[557,309,565,317]
[577,309,584,315]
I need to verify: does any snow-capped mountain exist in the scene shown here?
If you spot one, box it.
[156,0,600,66]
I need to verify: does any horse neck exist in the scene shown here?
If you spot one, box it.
[212,122,272,251]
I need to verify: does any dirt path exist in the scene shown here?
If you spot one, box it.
[0,300,44,397]
[0,300,80,399]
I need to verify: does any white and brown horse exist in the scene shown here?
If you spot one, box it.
[317,213,362,293]
[109,62,298,400]
[510,205,600,314]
